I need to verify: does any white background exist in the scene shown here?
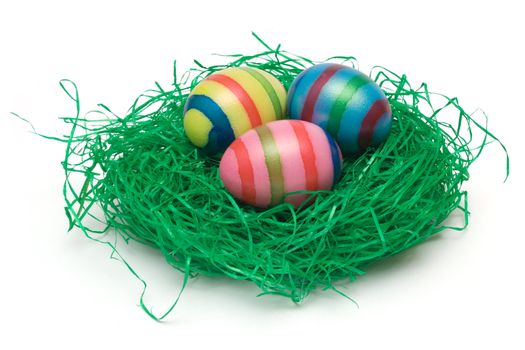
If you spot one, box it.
[1,0,523,349]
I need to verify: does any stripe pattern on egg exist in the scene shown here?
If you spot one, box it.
[287,63,392,154]
[183,67,287,154]
[220,120,342,209]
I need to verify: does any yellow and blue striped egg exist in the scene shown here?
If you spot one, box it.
[183,67,287,154]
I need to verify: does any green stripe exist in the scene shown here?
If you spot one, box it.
[255,125,284,206]
[240,67,283,120]
[327,74,371,136]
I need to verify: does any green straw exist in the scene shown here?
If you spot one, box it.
[54,33,509,320]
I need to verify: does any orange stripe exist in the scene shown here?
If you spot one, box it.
[207,74,262,128]
[290,121,318,191]
[230,139,256,203]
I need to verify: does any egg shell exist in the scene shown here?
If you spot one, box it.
[287,63,392,155]
[220,120,343,209]
[183,67,287,155]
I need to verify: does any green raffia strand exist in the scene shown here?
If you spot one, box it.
[57,33,508,320]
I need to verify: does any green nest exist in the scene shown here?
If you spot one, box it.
[60,35,506,319]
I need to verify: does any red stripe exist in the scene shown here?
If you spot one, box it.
[207,74,262,127]
[231,139,256,204]
[358,99,391,149]
[290,121,318,191]
[301,65,343,122]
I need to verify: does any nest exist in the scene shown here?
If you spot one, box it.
[60,35,504,319]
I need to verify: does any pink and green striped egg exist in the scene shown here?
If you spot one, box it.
[219,120,342,209]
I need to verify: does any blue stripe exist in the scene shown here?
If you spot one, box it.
[288,63,335,119]
[371,112,392,145]
[325,131,342,187]
[286,70,306,118]
[312,67,361,129]
[184,94,235,154]
[337,83,387,154]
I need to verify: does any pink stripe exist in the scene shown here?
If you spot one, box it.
[304,122,334,190]
[266,121,308,207]
[219,148,243,200]
[241,129,271,208]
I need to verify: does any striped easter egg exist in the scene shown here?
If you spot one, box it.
[220,120,342,209]
[287,63,392,155]
[183,67,287,155]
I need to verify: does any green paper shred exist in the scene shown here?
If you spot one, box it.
[54,33,508,320]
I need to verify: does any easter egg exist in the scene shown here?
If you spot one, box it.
[287,63,392,155]
[220,120,342,209]
[183,67,287,154]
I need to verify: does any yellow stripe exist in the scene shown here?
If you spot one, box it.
[191,79,251,137]
[220,68,277,124]
[183,109,212,147]
[255,69,287,118]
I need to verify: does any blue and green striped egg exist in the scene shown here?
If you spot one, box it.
[287,63,393,155]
